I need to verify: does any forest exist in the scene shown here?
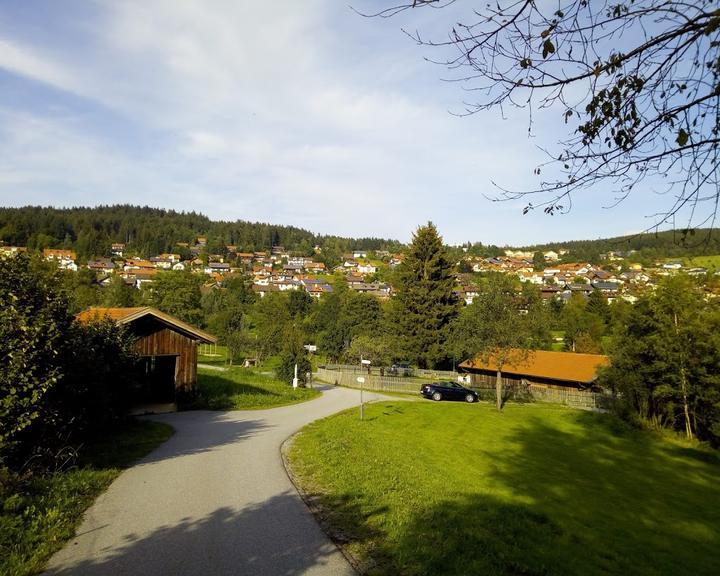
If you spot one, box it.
[2,206,720,265]
[0,205,403,260]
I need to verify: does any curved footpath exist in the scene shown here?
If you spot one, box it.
[45,385,391,576]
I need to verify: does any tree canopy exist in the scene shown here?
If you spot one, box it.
[373,1,720,231]
[393,222,459,368]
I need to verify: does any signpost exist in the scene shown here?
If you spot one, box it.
[359,357,371,420]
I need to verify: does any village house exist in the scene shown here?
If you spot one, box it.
[252,283,279,298]
[43,249,78,271]
[0,246,27,258]
[357,262,377,275]
[124,259,155,272]
[543,250,560,261]
[125,268,158,288]
[204,262,230,275]
[87,258,115,274]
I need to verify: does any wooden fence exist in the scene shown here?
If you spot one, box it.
[315,367,425,394]
[316,366,613,411]
[322,364,457,380]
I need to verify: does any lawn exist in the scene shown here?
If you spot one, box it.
[288,402,720,575]
[683,254,720,270]
[193,365,321,410]
[0,420,173,576]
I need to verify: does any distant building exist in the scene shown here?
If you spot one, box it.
[43,249,78,271]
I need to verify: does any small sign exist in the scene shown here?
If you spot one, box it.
[360,359,372,365]
[304,345,317,352]
[356,377,365,384]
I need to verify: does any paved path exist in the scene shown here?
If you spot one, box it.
[45,386,393,576]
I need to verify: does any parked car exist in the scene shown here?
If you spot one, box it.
[421,381,478,403]
[389,362,413,376]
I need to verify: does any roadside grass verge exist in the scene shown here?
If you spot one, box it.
[288,401,720,575]
[0,420,173,576]
[192,366,320,410]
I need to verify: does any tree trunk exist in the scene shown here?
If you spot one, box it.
[496,370,503,411]
[674,311,694,440]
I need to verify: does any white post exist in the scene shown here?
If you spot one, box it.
[292,363,299,388]
[359,357,371,420]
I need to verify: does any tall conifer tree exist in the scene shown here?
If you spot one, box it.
[394,222,458,368]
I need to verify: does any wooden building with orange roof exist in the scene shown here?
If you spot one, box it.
[77,307,216,404]
[459,349,610,391]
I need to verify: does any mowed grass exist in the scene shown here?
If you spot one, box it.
[194,366,320,410]
[288,402,720,575]
[684,254,720,269]
[0,420,173,576]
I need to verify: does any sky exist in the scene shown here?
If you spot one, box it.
[0,0,677,246]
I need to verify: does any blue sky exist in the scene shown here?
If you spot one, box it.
[0,0,674,245]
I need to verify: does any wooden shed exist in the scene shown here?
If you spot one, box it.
[77,307,216,404]
[459,349,610,391]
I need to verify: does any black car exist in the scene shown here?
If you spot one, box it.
[421,381,478,403]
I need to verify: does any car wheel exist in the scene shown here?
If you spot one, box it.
[432,391,442,401]
[465,394,475,403]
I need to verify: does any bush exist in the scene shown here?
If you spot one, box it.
[276,330,312,386]
[1,255,139,471]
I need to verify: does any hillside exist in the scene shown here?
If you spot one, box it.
[0,205,403,260]
[520,228,720,264]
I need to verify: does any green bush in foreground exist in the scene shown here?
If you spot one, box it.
[289,402,720,576]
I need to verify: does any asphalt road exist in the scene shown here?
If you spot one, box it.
[45,385,390,576]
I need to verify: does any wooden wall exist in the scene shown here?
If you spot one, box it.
[130,318,199,390]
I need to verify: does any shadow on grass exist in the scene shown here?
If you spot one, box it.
[301,408,720,575]
[46,492,355,576]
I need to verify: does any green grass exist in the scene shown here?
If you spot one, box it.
[193,366,320,410]
[0,420,173,576]
[197,344,229,366]
[288,402,720,575]
[683,254,720,269]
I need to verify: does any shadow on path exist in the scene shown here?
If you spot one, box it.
[46,492,352,576]
[137,412,271,465]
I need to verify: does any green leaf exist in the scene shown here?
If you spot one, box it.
[542,39,555,59]
[676,129,689,147]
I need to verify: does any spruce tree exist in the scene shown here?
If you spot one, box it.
[393,222,458,368]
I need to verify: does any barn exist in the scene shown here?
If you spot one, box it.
[77,307,216,405]
[459,349,610,391]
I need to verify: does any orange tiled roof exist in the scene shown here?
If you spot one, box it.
[76,307,216,343]
[76,307,147,323]
[459,349,610,384]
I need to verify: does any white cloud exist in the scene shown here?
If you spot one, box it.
[0,0,650,244]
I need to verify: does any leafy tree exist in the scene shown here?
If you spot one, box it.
[60,267,101,313]
[288,290,314,320]
[601,275,720,443]
[276,328,312,385]
[102,275,138,308]
[0,255,137,468]
[0,255,72,462]
[374,1,720,229]
[249,293,291,360]
[561,293,605,352]
[586,290,611,325]
[144,270,204,326]
[450,274,547,410]
[347,334,393,366]
[393,222,459,368]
